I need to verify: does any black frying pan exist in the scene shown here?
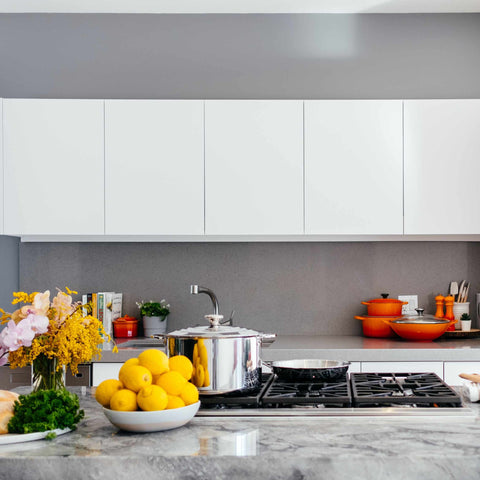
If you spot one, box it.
[269,359,350,381]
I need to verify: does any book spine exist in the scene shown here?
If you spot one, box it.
[87,293,92,316]
[82,294,88,317]
[103,292,114,338]
[92,293,98,320]
[112,293,123,321]
[98,293,105,333]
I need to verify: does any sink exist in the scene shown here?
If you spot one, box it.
[119,338,164,348]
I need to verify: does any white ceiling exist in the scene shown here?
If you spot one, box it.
[1,0,480,14]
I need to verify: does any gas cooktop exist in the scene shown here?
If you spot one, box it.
[197,372,475,418]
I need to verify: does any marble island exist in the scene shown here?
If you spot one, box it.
[1,387,480,480]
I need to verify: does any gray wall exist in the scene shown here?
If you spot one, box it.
[0,236,19,322]
[3,13,480,335]
[19,242,480,335]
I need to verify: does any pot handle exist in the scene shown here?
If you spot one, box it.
[354,315,367,320]
[150,334,167,346]
[260,333,277,347]
[361,302,371,307]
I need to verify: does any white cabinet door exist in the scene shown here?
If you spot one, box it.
[205,100,303,235]
[92,363,122,387]
[361,362,444,378]
[444,362,480,386]
[404,100,480,234]
[105,100,204,235]
[305,100,403,234]
[4,99,104,235]
[0,99,3,234]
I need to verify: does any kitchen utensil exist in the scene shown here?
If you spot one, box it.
[457,280,466,302]
[354,315,398,338]
[434,295,445,318]
[102,401,200,432]
[153,314,276,395]
[268,359,350,382]
[459,282,470,303]
[361,293,408,317]
[450,281,459,301]
[381,309,456,341]
[444,295,455,329]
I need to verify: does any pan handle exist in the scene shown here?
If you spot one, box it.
[260,333,277,347]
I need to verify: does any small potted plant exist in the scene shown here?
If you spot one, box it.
[460,313,472,332]
[136,299,170,337]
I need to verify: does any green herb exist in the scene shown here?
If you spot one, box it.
[136,299,170,318]
[7,388,85,435]
[461,313,471,320]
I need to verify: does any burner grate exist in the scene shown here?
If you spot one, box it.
[351,372,462,407]
[261,374,352,408]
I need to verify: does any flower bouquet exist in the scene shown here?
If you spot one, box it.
[0,288,116,391]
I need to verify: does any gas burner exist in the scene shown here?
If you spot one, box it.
[350,373,462,408]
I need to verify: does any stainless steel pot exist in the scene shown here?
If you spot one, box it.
[154,314,276,395]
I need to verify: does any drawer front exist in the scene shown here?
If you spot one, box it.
[0,366,31,389]
[66,364,91,387]
[444,362,480,386]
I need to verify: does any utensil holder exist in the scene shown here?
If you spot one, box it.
[453,302,470,329]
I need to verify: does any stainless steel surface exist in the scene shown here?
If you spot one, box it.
[270,358,350,381]
[167,335,261,395]
[190,285,219,316]
[196,406,476,418]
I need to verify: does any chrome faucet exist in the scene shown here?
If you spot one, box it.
[190,285,219,316]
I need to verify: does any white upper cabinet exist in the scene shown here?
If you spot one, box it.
[305,100,403,235]
[0,99,3,235]
[4,99,104,235]
[105,100,204,235]
[205,100,303,235]
[404,100,480,234]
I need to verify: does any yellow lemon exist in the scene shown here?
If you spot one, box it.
[118,357,139,383]
[120,365,152,392]
[166,395,186,410]
[195,364,205,388]
[180,382,199,406]
[169,355,193,381]
[110,389,137,411]
[95,379,124,408]
[138,349,169,376]
[137,385,168,411]
[203,368,210,387]
[155,371,187,396]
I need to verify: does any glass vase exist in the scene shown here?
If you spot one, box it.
[31,354,66,391]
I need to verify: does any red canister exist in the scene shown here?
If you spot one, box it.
[113,315,139,338]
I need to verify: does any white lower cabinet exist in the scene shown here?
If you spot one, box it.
[348,362,361,373]
[361,361,444,378]
[444,362,480,386]
[92,362,122,387]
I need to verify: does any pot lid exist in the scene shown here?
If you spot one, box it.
[166,314,262,339]
[395,308,450,324]
[365,293,405,305]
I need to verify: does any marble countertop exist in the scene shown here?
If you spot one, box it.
[1,387,480,480]
[100,335,480,363]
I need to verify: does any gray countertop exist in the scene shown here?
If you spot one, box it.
[1,387,480,480]
[100,335,480,363]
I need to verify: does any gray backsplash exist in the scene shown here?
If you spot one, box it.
[18,241,480,335]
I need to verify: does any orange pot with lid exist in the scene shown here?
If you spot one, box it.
[113,315,139,338]
[361,293,408,317]
[355,315,399,338]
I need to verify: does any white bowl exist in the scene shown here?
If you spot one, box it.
[102,401,200,432]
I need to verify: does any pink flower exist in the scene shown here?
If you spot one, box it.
[33,291,50,316]
[51,291,74,326]
[23,313,49,335]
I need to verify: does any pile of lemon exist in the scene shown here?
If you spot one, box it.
[95,350,199,411]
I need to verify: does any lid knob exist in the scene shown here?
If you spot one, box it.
[381,293,389,299]
[205,314,224,328]
[415,308,425,316]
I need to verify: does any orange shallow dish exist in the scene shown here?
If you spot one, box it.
[355,315,398,338]
[381,318,456,341]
